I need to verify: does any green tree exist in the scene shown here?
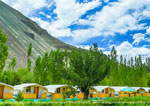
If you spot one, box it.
[0,29,9,72]
[28,43,32,57]
[27,43,32,71]
[8,57,17,70]
[34,52,51,85]
[109,47,118,85]
[0,70,15,85]
[33,56,42,84]
[15,67,34,84]
[51,49,66,84]
[146,57,150,72]
[147,72,150,87]
[64,44,108,99]
[33,49,66,85]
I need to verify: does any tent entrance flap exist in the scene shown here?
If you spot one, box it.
[0,86,4,99]
[34,87,39,98]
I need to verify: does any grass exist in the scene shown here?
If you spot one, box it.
[0,102,99,106]
[0,102,150,106]
[1,97,150,105]
[103,96,150,102]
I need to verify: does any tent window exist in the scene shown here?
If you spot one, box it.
[26,87,31,93]
[57,88,60,93]
[63,88,65,92]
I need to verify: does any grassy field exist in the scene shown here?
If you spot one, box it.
[103,96,150,102]
[1,97,150,106]
[0,102,150,106]
[0,101,150,106]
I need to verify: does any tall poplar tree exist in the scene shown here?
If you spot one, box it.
[0,29,9,72]
[27,43,32,71]
[8,57,17,70]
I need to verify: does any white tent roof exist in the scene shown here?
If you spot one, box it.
[143,87,150,92]
[93,86,109,92]
[45,85,67,93]
[14,83,47,94]
[131,87,141,91]
[0,82,13,89]
[131,87,150,92]
[131,87,146,91]
[111,86,128,92]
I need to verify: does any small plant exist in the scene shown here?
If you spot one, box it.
[66,90,76,98]
[16,90,23,102]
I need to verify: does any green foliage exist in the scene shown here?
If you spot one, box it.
[8,57,17,70]
[33,49,66,85]
[64,44,108,99]
[65,87,76,98]
[104,96,150,102]
[0,67,34,85]
[1,70,16,85]
[27,58,31,72]
[101,47,148,87]
[0,102,100,106]
[15,67,34,84]
[16,91,23,101]
[27,43,32,72]
[114,104,148,106]
[0,29,9,72]
[27,43,32,57]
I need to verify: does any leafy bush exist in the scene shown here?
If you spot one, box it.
[16,91,23,101]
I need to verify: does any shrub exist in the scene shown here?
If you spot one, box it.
[16,91,23,102]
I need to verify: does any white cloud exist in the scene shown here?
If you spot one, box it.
[103,41,150,62]
[39,11,46,16]
[107,41,150,61]
[31,0,102,41]
[132,33,145,45]
[1,0,47,16]
[87,0,150,36]
[47,0,150,43]
[67,0,150,42]
[30,17,72,37]
[77,45,105,51]
[53,0,101,28]
[147,26,150,34]
[142,7,150,18]
[46,15,51,19]
[3,0,150,44]
[39,11,51,19]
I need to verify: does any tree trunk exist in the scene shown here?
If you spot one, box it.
[83,89,89,100]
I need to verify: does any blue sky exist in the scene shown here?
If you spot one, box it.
[2,0,150,59]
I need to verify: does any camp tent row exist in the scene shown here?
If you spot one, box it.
[1,82,150,99]
[92,86,150,98]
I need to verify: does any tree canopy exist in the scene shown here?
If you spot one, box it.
[0,29,9,72]
[64,44,108,99]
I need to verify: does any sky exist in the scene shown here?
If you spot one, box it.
[1,0,150,60]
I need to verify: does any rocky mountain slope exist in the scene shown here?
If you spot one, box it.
[0,1,74,69]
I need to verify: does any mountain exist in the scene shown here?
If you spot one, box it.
[0,1,74,69]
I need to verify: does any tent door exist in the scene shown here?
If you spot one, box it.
[37,87,39,98]
[0,86,4,99]
[34,87,39,98]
